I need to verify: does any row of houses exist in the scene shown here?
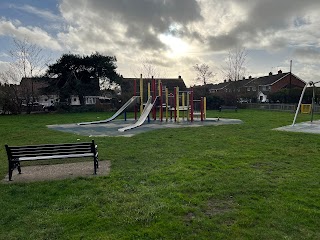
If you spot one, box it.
[207,70,306,102]
[11,76,186,109]
[1,70,307,113]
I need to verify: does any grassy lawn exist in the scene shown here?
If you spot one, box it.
[0,109,319,239]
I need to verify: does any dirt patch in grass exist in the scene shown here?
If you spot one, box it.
[205,198,235,217]
[2,160,111,183]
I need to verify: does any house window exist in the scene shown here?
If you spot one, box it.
[247,87,251,91]
[74,98,77,102]
[252,87,256,91]
[260,96,263,101]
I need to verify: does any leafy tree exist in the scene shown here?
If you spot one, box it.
[268,88,311,104]
[0,83,21,114]
[44,52,121,105]
[206,95,224,110]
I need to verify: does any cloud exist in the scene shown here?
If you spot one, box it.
[0,18,62,50]
[2,0,320,85]
[293,47,320,63]
[9,4,62,22]
[190,0,320,52]
[59,0,202,51]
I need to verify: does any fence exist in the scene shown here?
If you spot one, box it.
[244,103,320,113]
[244,103,296,112]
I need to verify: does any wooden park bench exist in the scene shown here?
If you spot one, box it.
[5,140,98,181]
[219,105,238,112]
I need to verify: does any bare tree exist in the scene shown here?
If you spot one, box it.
[193,63,215,85]
[222,47,247,81]
[132,58,167,78]
[7,38,50,81]
[0,37,51,113]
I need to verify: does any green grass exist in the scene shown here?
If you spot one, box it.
[0,110,319,239]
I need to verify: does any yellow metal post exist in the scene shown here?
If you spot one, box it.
[140,74,143,114]
[187,92,190,121]
[182,92,185,121]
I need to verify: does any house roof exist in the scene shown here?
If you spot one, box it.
[211,71,306,90]
[19,77,100,96]
[245,72,290,86]
[121,76,187,92]
[19,77,50,95]
[210,81,231,90]
[226,79,253,89]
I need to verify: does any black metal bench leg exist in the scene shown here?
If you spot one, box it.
[17,162,21,174]
[8,170,13,181]
[96,155,99,169]
[8,162,13,181]
[94,156,98,175]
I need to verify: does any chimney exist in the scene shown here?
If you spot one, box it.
[249,76,252,79]
[224,79,226,83]
[228,79,231,82]
[243,77,245,80]
[178,75,181,79]
[269,72,273,76]
[278,69,282,74]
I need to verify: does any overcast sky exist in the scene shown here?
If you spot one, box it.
[1,0,320,86]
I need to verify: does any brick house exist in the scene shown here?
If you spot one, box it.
[18,77,101,107]
[209,70,306,102]
[121,76,187,101]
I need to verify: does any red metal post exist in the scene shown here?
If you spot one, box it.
[153,78,156,120]
[160,82,163,122]
[134,79,137,120]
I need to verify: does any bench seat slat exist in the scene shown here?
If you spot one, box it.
[10,145,91,152]
[15,153,94,161]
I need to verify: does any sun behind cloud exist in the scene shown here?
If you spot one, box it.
[159,34,189,58]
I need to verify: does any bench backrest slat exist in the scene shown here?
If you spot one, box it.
[9,142,91,149]
[8,142,93,158]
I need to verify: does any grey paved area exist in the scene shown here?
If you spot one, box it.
[47,118,243,137]
[275,120,320,134]
[2,160,110,183]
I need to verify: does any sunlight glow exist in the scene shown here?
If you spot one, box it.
[159,34,189,58]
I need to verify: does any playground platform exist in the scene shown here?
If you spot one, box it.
[47,118,243,137]
[275,120,320,134]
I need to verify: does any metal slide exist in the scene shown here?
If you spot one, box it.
[118,96,157,132]
[78,96,140,125]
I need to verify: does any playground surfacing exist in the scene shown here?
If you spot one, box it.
[48,118,243,137]
[275,120,320,134]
